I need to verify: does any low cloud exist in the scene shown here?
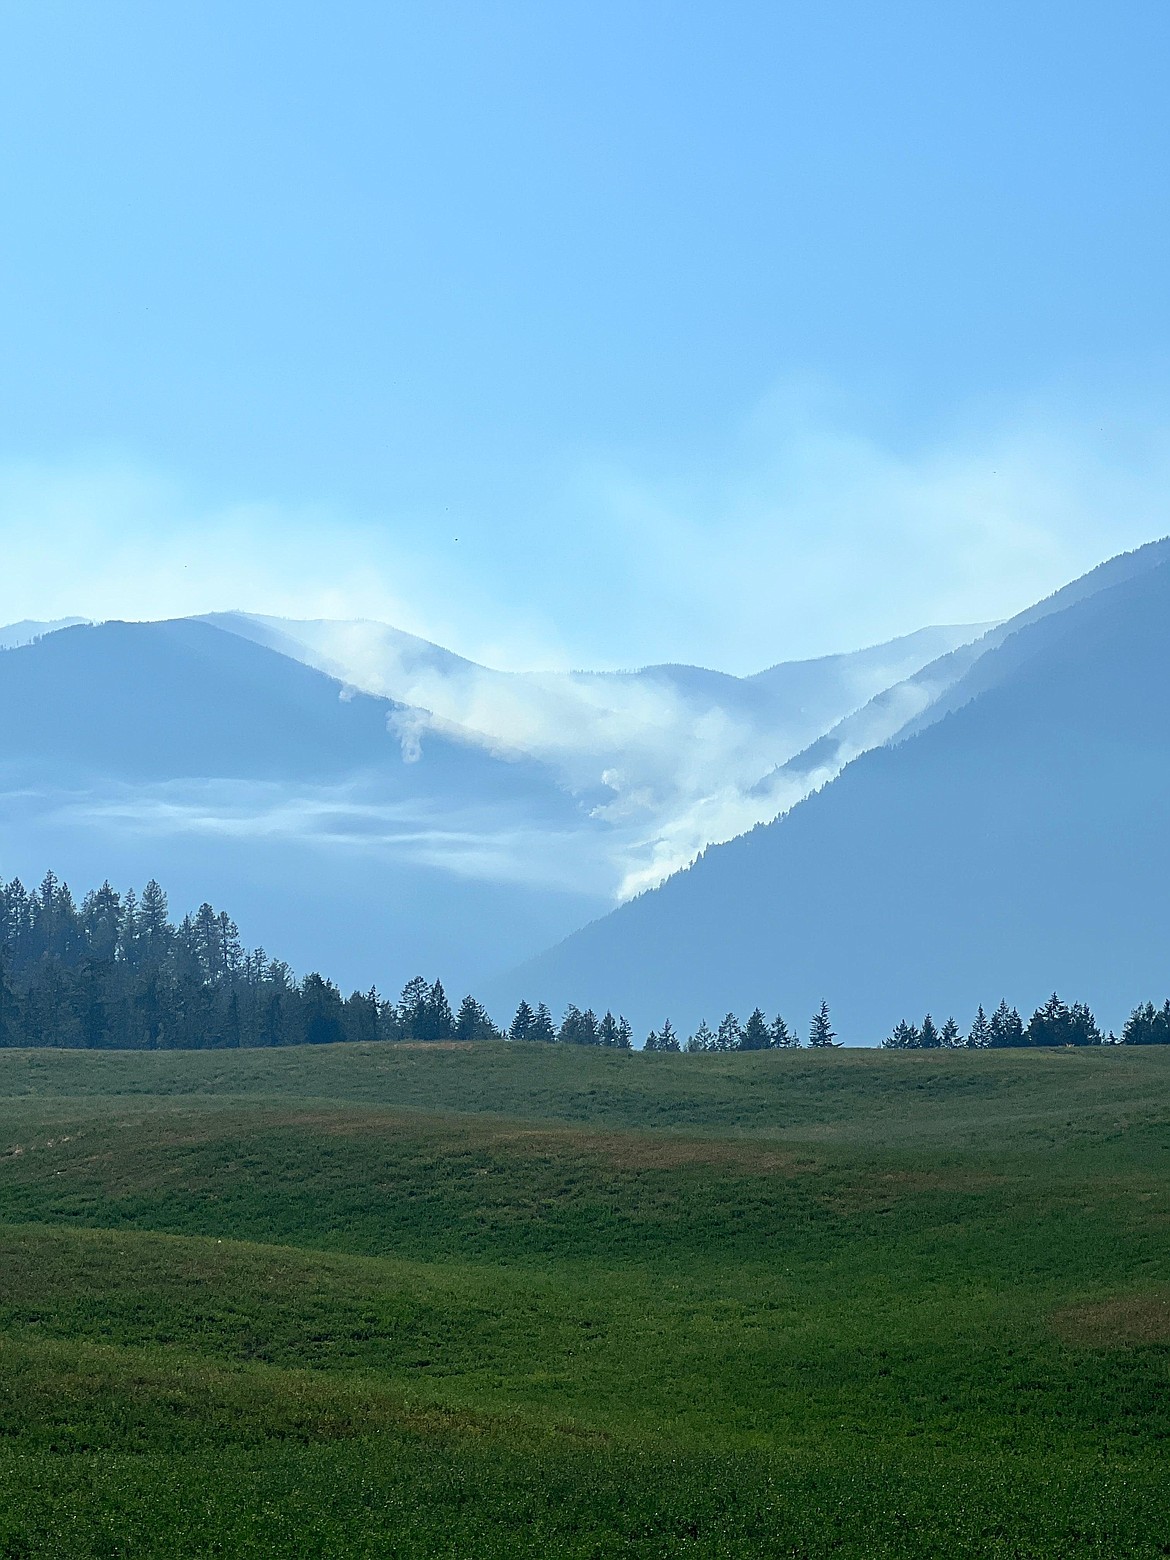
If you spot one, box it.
[29,777,621,898]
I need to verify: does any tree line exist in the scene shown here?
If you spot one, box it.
[882,993,1170,1048]
[1,873,1167,1051]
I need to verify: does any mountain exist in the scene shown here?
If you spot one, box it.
[0,617,88,649]
[0,610,995,1013]
[203,612,990,893]
[0,619,608,994]
[496,540,1170,1039]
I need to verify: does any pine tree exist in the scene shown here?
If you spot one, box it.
[425,979,454,1041]
[1026,993,1071,1048]
[740,1007,771,1051]
[988,1000,1024,1048]
[686,1019,715,1053]
[509,999,535,1042]
[966,1005,991,1048]
[598,1011,619,1047]
[138,879,170,965]
[1068,1001,1102,1047]
[558,1004,585,1044]
[919,1014,941,1050]
[715,1012,742,1052]
[940,1016,962,1049]
[643,1026,661,1052]
[808,1001,837,1048]
[770,1014,796,1048]
[531,1002,556,1043]
[882,1020,919,1050]
[615,1016,633,1050]
[658,1018,680,1052]
[1122,1002,1159,1044]
[397,976,429,1037]
[343,988,381,1044]
[301,973,345,1045]
[454,994,495,1040]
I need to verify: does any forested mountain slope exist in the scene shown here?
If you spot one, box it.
[500,549,1170,1040]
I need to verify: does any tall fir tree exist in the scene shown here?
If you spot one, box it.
[966,1005,992,1048]
[598,1011,620,1047]
[509,999,535,1042]
[740,1007,771,1050]
[686,1019,716,1053]
[808,1001,837,1048]
[657,1018,680,1052]
[988,1000,1024,1048]
[883,1020,920,1050]
[715,1012,742,1052]
[770,1014,796,1048]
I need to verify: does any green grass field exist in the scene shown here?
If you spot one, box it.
[2,1041,1170,1557]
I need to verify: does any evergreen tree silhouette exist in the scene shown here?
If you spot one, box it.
[741,1007,771,1050]
[808,1001,837,1048]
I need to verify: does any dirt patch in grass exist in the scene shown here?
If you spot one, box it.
[1052,1290,1170,1348]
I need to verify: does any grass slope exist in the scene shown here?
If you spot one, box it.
[2,1043,1170,1556]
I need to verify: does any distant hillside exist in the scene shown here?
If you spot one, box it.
[0,619,607,996]
[205,611,990,893]
[498,542,1170,1039]
[0,616,88,649]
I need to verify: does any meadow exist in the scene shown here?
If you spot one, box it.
[2,1041,1170,1557]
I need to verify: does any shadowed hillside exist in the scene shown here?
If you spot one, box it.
[500,550,1170,1039]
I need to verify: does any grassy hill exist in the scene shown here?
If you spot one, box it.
[3,1042,1170,1556]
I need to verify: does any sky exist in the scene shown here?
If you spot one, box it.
[2,0,1169,672]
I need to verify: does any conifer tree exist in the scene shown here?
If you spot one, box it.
[531,1002,556,1043]
[940,1016,962,1049]
[1026,993,1073,1047]
[509,999,535,1042]
[615,1016,633,1050]
[397,976,429,1037]
[966,1005,991,1048]
[741,1007,771,1051]
[686,1019,715,1053]
[1068,1001,1102,1047]
[988,1000,1024,1048]
[301,973,345,1045]
[808,1001,837,1048]
[770,1014,796,1048]
[715,1012,742,1051]
[425,979,454,1041]
[454,994,495,1041]
[558,1004,585,1044]
[658,1018,680,1052]
[919,1014,941,1050]
[882,1020,919,1050]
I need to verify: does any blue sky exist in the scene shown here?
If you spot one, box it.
[2,0,1169,670]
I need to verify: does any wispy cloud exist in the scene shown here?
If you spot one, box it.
[31,777,621,898]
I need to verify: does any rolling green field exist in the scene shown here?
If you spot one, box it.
[2,1042,1170,1557]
